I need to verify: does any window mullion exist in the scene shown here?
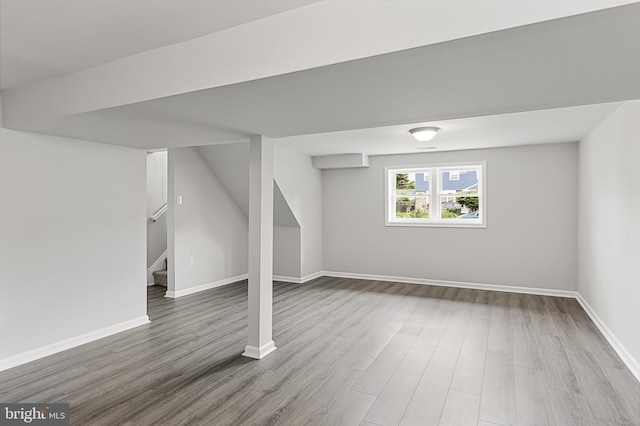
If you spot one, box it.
[431,168,439,220]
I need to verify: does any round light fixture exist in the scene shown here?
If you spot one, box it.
[409,126,440,142]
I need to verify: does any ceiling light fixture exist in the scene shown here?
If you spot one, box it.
[409,126,440,142]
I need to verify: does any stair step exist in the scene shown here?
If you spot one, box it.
[152,269,168,287]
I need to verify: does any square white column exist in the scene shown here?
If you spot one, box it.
[243,135,276,359]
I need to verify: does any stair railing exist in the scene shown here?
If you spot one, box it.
[149,203,168,222]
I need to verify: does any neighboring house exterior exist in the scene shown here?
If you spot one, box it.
[415,170,479,193]
[415,171,479,212]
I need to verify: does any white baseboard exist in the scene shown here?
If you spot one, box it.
[147,250,168,285]
[322,270,639,381]
[576,295,640,382]
[273,271,323,284]
[165,271,322,297]
[5,270,637,386]
[321,271,578,298]
[165,274,248,298]
[243,341,277,359]
[0,315,150,372]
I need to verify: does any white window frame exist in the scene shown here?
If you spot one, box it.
[385,161,486,228]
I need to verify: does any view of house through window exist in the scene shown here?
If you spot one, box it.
[386,163,485,227]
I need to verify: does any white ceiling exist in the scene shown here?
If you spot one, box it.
[277,103,622,156]
[1,1,639,157]
[18,3,640,153]
[0,0,317,90]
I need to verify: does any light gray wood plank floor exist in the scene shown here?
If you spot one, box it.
[1,278,638,425]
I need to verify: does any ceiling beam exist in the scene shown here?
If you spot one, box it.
[2,1,633,129]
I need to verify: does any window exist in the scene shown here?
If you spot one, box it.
[386,162,485,227]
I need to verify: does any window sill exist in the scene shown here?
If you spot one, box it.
[385,221,486,229]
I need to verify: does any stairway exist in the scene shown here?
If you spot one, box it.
[152,258,168,287]
[152,269,167,287]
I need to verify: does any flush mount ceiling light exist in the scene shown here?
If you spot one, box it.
[409,126,440,142]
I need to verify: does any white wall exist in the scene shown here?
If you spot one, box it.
[273,182,301,280]
[578,101,640,374]
[197,143,299,227]
[198,143,310,280]
[146,151,167,268]
[168,147,248,295]
[323,143,578,290]
[274,226,301,279]
[197,144,249,218]
[274,147,324,278]
[0,128,147,363]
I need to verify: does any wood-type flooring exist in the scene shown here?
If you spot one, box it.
[1,277,639,425]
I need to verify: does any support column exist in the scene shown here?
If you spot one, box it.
[243,135,276,359]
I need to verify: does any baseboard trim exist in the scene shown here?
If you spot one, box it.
[165,274,248,298]
[322,270,639,381]
[243,341,277,359]
[0,315,150,372]
[164,271,322,296]
[576,294,640,382]
[147,250,168,285]
[321,271,578,298]
[273,271,323,284]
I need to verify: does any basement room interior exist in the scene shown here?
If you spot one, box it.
[1,1,639,425]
